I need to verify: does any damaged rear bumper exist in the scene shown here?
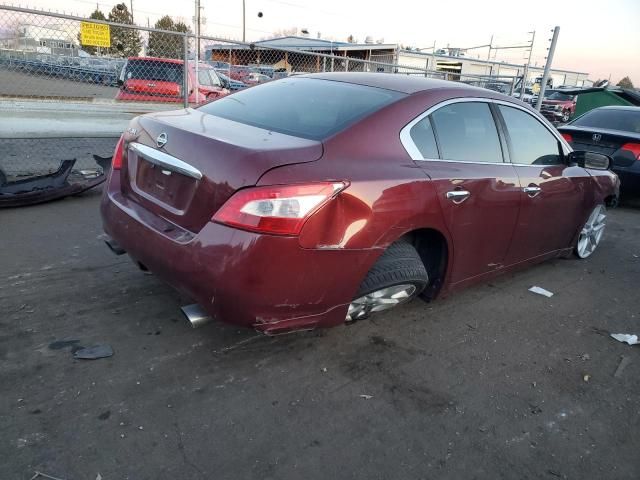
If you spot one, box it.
[101,175,377,334]
[0,157,107,208]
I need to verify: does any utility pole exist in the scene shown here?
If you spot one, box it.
[535,26,559,111]
[520,30,535,98]
[487,34,493,60]
[242,0,246,42]
[196,0,202,57]
[194,0,200,104]
[129,0,133,22]
[430,40,436,75]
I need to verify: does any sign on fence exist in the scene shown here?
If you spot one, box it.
[80,22,110,48]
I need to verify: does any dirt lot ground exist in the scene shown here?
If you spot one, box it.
[0,69,118,100]
[1,191,639,480]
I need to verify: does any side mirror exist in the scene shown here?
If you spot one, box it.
[568,150,611,170]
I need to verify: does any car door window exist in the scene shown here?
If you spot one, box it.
[409,116,439,159]
[198,70,213,86]
[209,71,221,87]
[431,102,503,163]
[498,105,562,165]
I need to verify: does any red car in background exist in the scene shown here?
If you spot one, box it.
[102,74,619,335]
[539,90,577,123]
[116,57,229,103]
[227,65,254,82]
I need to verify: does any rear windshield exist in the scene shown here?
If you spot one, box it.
[197,77,404,140]
[122,60,183,83]
[572,108,640,133]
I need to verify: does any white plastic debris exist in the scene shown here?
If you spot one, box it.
[359,394,373,400]
[529,286,554,298]
[610,334,639,346]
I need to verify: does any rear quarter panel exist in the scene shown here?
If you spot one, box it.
[256,88,487,294]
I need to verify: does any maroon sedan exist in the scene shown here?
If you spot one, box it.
[101,73,619,334]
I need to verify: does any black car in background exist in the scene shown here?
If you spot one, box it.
[558,106,640,195]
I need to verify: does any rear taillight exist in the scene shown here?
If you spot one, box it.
[212,182,348,235]
[112,135,125,170]
[621,142,640,160]
[560,132,573,143]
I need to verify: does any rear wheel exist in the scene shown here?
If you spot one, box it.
[575,204,606,259]
[347,241,428,322]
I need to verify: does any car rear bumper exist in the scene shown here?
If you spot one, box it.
[100,175,377,334]
[613,162,640,194]
[115,91,185,103]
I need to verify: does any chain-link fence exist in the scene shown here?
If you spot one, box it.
[0,5,518,185]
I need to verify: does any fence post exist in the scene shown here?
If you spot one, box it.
[183,34,189,108]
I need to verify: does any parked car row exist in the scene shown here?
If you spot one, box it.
[116,57,229,103]
[114,57,302,103]
[0,52,123,86]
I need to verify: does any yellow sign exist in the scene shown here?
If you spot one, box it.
[80,22,111,48]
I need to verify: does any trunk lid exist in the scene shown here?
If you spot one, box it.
[120,108,323,233]
[561,126,640,167]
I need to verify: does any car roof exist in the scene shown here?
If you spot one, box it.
[298,72,489,95]
[591,105,640,112]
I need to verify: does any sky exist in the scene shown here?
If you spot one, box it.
[23,0,640,82]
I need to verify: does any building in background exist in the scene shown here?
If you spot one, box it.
[205,36,397,73]
[205,35,589,87]
[398,50,590,87]
[0,23,80,56]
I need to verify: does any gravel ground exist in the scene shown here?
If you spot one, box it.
[0,191,639,480]
[0,68,118,100]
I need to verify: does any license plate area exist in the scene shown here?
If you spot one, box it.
[129,149,198,214]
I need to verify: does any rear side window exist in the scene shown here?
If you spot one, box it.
[498,106,561,165]
[198,69,221,87]
[198,78,404,140]
[409,117,439,158]
[431,102,503,163]
[572,108,640,133]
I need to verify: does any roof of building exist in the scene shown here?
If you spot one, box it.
[205,36,396,52]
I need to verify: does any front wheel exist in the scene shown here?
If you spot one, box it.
[575,204,606,259]
[561,110,571,123]
[347,241,428,322]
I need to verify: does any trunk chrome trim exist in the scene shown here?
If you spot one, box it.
[129,142,203,180]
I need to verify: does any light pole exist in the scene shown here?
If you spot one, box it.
[535,26,560,111]
[242,0,246,43]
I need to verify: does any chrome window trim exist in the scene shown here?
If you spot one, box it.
[129,142,203,180]
[400,97,572,165]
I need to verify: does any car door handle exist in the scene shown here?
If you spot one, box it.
[523,185,542,197]
[446,190,471,204]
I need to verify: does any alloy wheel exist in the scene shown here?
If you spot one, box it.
[576,205,606,258]
[346,284,417,321]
